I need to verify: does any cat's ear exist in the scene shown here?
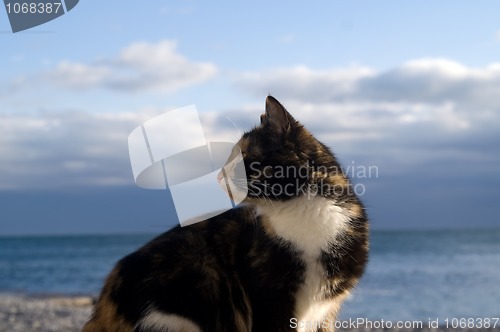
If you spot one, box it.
[261,96,291,135]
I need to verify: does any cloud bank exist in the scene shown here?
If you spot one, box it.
[1,58,499,196]
[235,58,500,131]
[0,108,245,190]
[0,110,149,190]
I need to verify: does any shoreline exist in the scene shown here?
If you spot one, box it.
[0,293,499,332]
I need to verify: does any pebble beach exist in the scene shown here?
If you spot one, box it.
[1,294,499,332]
[0,294,92,332]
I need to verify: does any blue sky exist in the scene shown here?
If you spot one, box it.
[1,1,500,234]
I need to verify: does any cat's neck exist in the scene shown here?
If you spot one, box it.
[255,196,351,257]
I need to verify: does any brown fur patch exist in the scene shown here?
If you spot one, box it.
[329,173,349,187]
[82,269,134,332]
[259,216,277,237]
[347,203,363,219]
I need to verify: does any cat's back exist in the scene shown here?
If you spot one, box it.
[83,206,257,332]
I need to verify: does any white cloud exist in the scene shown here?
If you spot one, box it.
[234,58,500,131]
[49,62,111,89]
[46,40,217,93]
[237,58,500,106]
[236,65,374,103]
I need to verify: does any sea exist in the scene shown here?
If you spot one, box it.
[1,229,499,323]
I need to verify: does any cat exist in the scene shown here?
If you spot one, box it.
[82,96,369,332]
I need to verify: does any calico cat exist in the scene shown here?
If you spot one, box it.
[82,96,369,332]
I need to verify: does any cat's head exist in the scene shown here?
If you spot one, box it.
[218,96,351,205]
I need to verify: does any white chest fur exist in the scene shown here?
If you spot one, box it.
[257,197,352,331]
[257,197,351,256]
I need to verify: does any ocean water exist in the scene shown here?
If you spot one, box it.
[1,230,499,322]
